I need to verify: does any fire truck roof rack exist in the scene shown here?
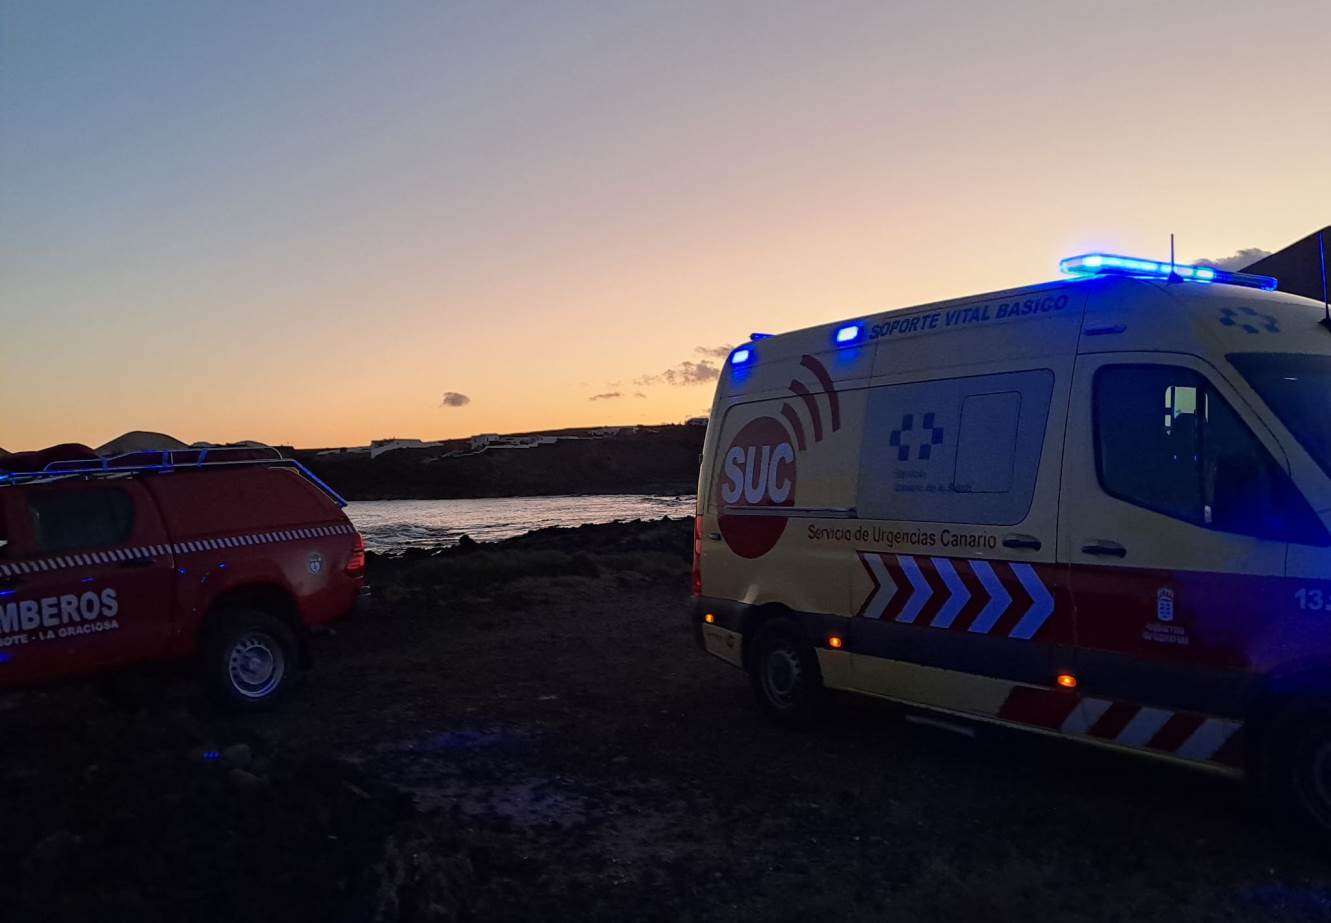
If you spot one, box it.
[0,446,347,507]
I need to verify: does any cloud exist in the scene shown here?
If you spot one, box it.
[633,391,646,398]
[589,391,622,401]
[636,359,721,387]
[439,392,471,408]
[694,344,734,359]
[1194,247,1271,272]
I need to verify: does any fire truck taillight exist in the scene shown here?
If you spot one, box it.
[345,533,367,578]
[1057,673,1078,689]
[691,517,703,596]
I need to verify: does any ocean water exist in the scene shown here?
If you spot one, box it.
[344,494,696,553]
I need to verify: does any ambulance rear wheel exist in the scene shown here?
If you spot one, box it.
[748,617,823,726]
[204,609,299,712]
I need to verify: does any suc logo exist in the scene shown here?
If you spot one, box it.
[715,416,797,559]
[712,352,842,559]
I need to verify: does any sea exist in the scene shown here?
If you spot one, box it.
[344,494,697,553]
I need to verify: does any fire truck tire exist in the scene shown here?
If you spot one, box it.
[1263,699,1331,838]
[748,617,823,726]
[204,609,300,712]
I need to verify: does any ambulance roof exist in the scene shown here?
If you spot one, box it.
[725,262,1331,372]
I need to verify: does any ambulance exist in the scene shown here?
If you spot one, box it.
[693,253,1331,832]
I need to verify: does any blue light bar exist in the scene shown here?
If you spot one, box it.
[835,323,862,345]
[1060,252,1277,291]
[730,347,753,366]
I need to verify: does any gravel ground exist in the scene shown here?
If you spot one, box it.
[5,518,1331,921]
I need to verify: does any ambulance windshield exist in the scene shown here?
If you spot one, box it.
[1231,353,1331,479]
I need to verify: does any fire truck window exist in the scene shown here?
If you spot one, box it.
[1095,365,1329,545]
[27,488,135,554]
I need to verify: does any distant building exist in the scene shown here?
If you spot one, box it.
[370,438,447,459]
[469,433,557,451]
[684,416,709,427]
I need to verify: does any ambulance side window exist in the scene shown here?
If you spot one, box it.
[1094,365,1329,545]
[27,488,135,554]
[857,369,1054,525]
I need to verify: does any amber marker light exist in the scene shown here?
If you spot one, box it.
[703,613,716,624]
[1057,673,1078,689]
[828,636,844,649]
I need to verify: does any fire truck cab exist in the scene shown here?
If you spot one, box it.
[0,448,365,709]
[693,253,1331,832]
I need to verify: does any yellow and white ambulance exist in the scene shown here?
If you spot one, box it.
[693,253,1331,831]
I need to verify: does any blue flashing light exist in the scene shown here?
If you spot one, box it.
[730,347,753,366]
[835,323,863,345]
[749,332,774,340]
[1060,252,1276,291]
[202,750,221,761]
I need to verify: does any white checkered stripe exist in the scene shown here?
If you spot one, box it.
[0,523,356,577]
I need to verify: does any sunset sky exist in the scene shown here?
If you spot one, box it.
[4,1,1330,451]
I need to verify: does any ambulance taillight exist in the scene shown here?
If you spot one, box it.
[691,516,703,596]
[345,532,367,578]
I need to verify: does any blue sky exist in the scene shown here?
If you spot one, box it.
[4,1,1329,448]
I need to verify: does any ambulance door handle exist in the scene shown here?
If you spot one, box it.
[706,532,721,541]
[1080,540,1127,558]
[1001,534,1042,551]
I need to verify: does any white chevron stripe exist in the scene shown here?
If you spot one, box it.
[967,560,1011,634]
[1061,697,1113,735]
[929,557,970,628]
[1008,563,1054,639]
[896,556,932,624]
[861,554,897,620]
[1116,707,1174,747]
[1175,718,1240,761]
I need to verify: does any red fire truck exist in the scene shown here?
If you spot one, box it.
[0,447,365,709]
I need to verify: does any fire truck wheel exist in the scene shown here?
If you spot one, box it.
[1264,700,1331,838]
[204,609,300,711]
[748,617,823,726]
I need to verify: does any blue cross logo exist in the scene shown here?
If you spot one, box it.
[888,412,945,461]
[1219,306,1279,335]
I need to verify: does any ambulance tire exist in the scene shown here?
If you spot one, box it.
[748,617,824,726]
[204,609,300,712]
[1262,699,1331,839]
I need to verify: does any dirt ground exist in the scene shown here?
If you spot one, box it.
[6,518,1331,921]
